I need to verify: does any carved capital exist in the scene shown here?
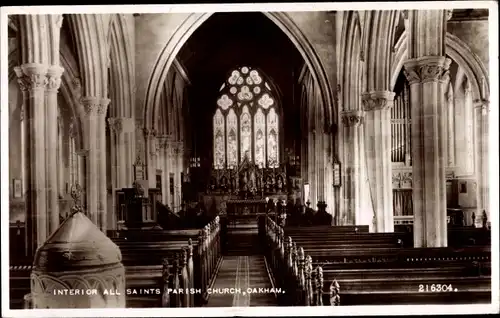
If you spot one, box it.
[403,56,451,85]
[107,117,123,134]
[14,63,49,91]
[80,96,110,116]
[143,127,157,139]
[361,91,395,111]
[474,100,490,113]
[341,110,364,127]
[46,65,64,91]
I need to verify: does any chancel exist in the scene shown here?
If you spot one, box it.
[6,7,493,310]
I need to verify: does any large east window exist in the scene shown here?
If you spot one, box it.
[213,66,279,170]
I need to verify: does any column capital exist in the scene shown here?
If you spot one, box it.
[14,63,49,91]
[46,65,64,92]
[143,127,157,139]
[361,91,395,111]
[76,149,89,157]
[474,99,490,112]
[341,110,364,127]
[80,96,110,116]
[107,117,123,134]
[403,56,451,85]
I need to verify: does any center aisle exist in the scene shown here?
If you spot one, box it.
[205,255,277,307]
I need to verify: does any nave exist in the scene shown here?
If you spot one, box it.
[6,8,493,311]
[9,204,491,308]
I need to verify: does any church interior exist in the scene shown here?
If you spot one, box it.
[6,8,492,309]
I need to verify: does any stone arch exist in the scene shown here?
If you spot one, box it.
[143,12,335,134]
[390,31,489,103]
[341,11,363,111]
[108,14,135,118]
[65,14,109,99]
[363,10,400,92]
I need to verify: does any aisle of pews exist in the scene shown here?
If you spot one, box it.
[261,216,491,306]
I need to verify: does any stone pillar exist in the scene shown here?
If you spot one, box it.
[173,142,183,212]
[15,63,49,255]
[166,141,174,209]
[362,91,395,233]
[308,130,317,210]
[45,65,64,235]
[404,56,450,247]
[446,86,456,167]
[144,128,158,189]
[403,9,451,247]
[80,97,110,231]
[341,110,363,225]
[122,118,136,187]
[474,99,489,226]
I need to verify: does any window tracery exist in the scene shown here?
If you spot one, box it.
[213,66,279,169]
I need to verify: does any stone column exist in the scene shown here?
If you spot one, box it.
[341,110,363,225]
[308,130,317,209]
[404,56,450,247]
[15,63,49,255]
[122,118,136,187]
[80,97,110,231]
[474,99,489,226]
[45,65,64,235]
[166,140,174,208]
[107,118,122,231]
[446,86,456,167]
[173,142,183,212]
[144,128,158,188]
[403,9,451,247]
[316,132,325,205]
[362,91,395,233]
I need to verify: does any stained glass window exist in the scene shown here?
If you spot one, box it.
[213,66,280,169]
[240,105,252,161]
[213,109,225,169]
[267,108,279,168]
[226,109,238,168]
[254,108,266,168]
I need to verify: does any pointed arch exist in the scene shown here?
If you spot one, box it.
[144,12,334,134]
[391,31,489,103]
[65,14,109,98]
[108,14,135,118]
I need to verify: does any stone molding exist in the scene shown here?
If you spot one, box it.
[403,56,451,85]
[340,110,364,127]
[361,91,395,111]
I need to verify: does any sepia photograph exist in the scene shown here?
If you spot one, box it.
[1,2,498,317]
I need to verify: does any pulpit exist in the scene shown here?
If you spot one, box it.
[115,182,161,229]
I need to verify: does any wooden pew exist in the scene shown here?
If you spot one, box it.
[261,216,491,306]
[9,216,222,309]
[116,217,222,307]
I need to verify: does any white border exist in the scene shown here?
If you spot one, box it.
[1,2,498,317]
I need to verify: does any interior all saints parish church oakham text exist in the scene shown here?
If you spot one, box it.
[4,7,494,310]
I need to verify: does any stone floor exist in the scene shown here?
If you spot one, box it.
[205,255,277,307]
